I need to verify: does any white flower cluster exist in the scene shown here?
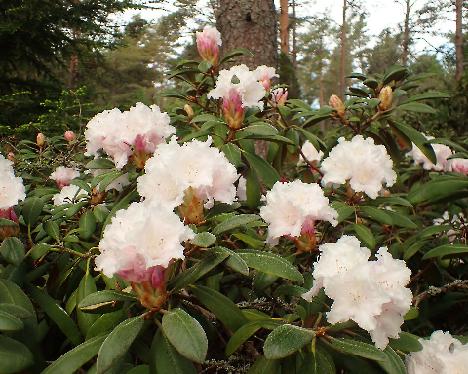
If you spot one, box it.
[50,166,80,188]
[433,211,466,243]
[53,185,89,206]
[95,201,194,280]
[406,330,468,374]
[0,154,26,210]
[302,236,412,349]
[208,64,268,110]
[321,135,397,199]
[85,102,175,169]
[407,135,452,171]
[137,137,238,209]
[298,141,324,165]
[259,180,338,244]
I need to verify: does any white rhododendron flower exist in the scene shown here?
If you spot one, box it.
[237,176,247,201]
[137,137,238,209]
[53,185,89,206]
[50,166,80,189]
[406,330,468,374]
[0,154,26,210]
[254,65,278,90]
[85,102,175,169]
[95,201,194,283]
[208,64,266,110]
[259,180,338,244]
[321,135,397,199]
[447,158,468,175]
[298,141,324,165]
[407,135,452,171]
[302,235,412,349]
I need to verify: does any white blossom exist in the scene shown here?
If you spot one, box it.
[302,236,412,349]
[237,176,247,201]
[406,331,468,374]
[50,166,80,188]
[254,65,278,90]
[0,154,26,210]
[208,64,266,110]
[53,185,89,206]
[447,158,468,175]
[298,141,324,166]
[321,135,397,199]
[196,25,222,47]
[137,137,238,209]
[95,201,194,280]
[407,135,452,171]
[85,102,175,169]
[259,180,338,244]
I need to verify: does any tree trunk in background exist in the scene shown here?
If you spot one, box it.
[401,0,411,66]
[292,0,297,67]
[339,0,347,99]
[215,0,278,68]
[280,0,289,55]
[454,0,464,82]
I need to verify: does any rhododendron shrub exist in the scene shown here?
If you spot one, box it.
[0,29,467,374]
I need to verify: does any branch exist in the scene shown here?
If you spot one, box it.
[413,280,468,307]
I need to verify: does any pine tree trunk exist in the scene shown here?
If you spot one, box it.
[215,0,278,68]
[292,0,297,66]
[401,0,411,66]
[454,0,464,82]
[280,0,289,55]
[339,0,347,99]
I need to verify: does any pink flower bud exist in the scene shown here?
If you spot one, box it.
[272,88,288,106]
[0,207,19,223]
[64,130,76,142]
[7,152,15,162]
[222,89,245,130]
[36,132,46,147]
[196,26,221,66]
[447,158,468,175]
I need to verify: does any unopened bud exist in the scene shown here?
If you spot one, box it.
[64,130,76,143]
[329,94,345,117]
[196,26,221,66]
[7,152,15,162]
[272,88,288,107]
[222,89,245,130]
[36,133,46,148]
[184,104,194,119]
[378,86,393,111]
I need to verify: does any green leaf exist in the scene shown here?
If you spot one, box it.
[86,158,115,169]
[44,220,61,241]
[0,309,23,331]
[390,122,436,164]
[246,169,261,208]
[191,113,219,123]
[350,224,376,249]
[43,335,106,374]
[214,246,249,276]
[150,330,197,374]
[300,348,336,374]
[0,279,35,315]
[389,332,423,353]
[190,285,247,331]
[263,324,314,359]
[220,48,253,64]
[21,197,44,225]
[244,151,280,189]
[212,214,261,235]
[70,179,92,194]
[248,356,279,374]
[398,102,436,114]
[190,232,216,247]
[220,143,243,167]
[0,335,33,374]
[408,178,468,204]
[29,286,82,346]
[404,91,450,102]
[169,251,229,291]
[0,237,25,265]
[360,206,393,225]
[78,290,137,313]
[77,272,99,335]
[379,346,406,374]
[97,316,145,373]
[422,244,468,259]
[86,309,127,340]
[226,319,281,356]
[0,218,18,227]
[162,308,208,364]
[237,123,279,138]
[79,210,97,240]
[331,201,355,223]
[0,303,32,319]
[325,337,386,361]
[237,249,303,283]
[382,66,408,84]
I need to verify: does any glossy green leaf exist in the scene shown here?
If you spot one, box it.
[422,244,468,259]
[190,232,216,247]
[360,206,393,225]
[390,122,436,164]
[300,348,336,374]
[0,237,25,265]
[86,158,115,169]
[212,214,261,235]
[214,246,249,276]
[325,337,386,361]
[97,316,145,373]
[0,309,23,331]
[389,332,423,353]
[0,303,32,319]
[379,346,406,374]
[244,151,280,189]
[78,290,136,313]
[237,249,303,283]
[220,143,243,167]
[0,335,33,374]
[398,102,436,114]
[77,272,99,335]
[248,355,279,374]
[408,178,468,204]
[350,224,376,249]
[263,324,314,359]
[79,210,97,240]
[21,197,44,226]
[162,308,208,363]
[86,309,127,340]
[44,220,61,241]
[331,201,355,223]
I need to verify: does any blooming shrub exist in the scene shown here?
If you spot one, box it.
[0,27,467,374]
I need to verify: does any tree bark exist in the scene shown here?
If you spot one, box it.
[215,0,278,68]
[401,0,411,66]
[454,0,464,82]
[292,0,297,66]
[280,0,289,55]
[339,0,347,99]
